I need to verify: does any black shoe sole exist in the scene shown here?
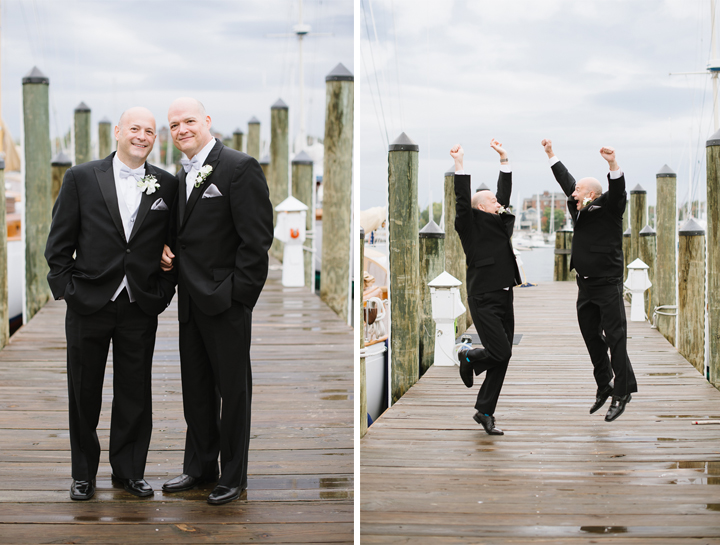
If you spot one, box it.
[70,491,94,501]
[207,487,246,506]
[162,475,219,493]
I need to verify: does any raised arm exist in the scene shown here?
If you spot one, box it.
[601,146,627,214]
[542,138,576,198]
[491,139,512,206]
[451,145,473,236]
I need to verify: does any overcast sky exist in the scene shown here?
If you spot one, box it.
[2,0,352,157]
[360,0,717,213]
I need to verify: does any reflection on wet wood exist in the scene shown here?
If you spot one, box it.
[0,259,353,543]
[361,281,720,542]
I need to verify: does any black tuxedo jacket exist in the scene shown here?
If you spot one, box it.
[551,161,626,278]
[454,172,521,295]
[174,139,273,322]
[45,153,178,316]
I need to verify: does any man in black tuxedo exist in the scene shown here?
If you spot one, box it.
[45,107,178,500]
[160,97,273,505]
[451,140,521,435]
[542,139,637,422]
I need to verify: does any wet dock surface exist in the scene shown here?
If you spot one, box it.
[0,261,353,543]
[361,281,720,543]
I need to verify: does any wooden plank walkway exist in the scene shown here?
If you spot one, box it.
[0,260,353,544]
[361,281,720,544]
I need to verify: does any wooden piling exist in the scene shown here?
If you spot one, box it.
[655,164,677,346]
[320,64,354,323]
[706,130,720,386]
[360,227,367,438]
[443,167,469,335]
[22,67,53,321]
[419,220,445,376]
[51,152,72,203]
[623,201,629,233]
[622,227,631,282]
[629,184,647,264]
[0,159,8,349]
[98,117,112,159]
[553,227,573,281]
[388,132,420,404]
[259,153,270,179]
[247,116,260,160]
[678,218,705,375]
[74,101,91,165]
[639,225,657,321]
[232,128,244,153]
[270,99,289,262]
[292,150,314,290]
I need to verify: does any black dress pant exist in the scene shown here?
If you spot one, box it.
[576,275,637,396]
[179,296,252,489]
[465,288,514,415]
[65,289,158,481]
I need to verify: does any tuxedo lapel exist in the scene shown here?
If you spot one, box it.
[182,139,223,227]
[128,163,156,242]
[94,161,126,242]
[178,167,187,230]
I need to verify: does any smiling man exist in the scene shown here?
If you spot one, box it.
[451,140,521,436]
[542,139,637,422]
[160,97,273,505]
[45,107,178,500]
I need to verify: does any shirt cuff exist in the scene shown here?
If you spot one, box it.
[455,170,466,175]
[499,164,511,174]
[549,156,560,167]
[608,169,623,179]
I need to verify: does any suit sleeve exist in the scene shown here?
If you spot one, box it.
[551,161,579,221]
[229,157,274,308]
[495,170,512,207]
[453,174,473,238]
[158,177,179,303]
[606,172,627,216]
[44,168,81,300]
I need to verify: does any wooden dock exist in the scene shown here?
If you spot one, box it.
[361,281,720,543]
[0,261,353,544]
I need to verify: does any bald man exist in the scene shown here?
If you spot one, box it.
[542,139,637,422]
[160,98,273,505]
[46,107,178,500]
[451,141,521,435]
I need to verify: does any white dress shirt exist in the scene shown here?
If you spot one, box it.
[185,137,217,201]
[110,154,144,302]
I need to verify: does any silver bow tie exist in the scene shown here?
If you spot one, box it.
[119,165,145,182]
[180,157,201,173]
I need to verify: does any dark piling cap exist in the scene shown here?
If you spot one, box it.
[233,128,244,135]
[630,184,646,194]
[679,217,705,236]
[51,151,72,166]
[360,227,365,239]
[444,165,456,176]
[22,66,49,84]
[271,98,288,110]
[639,224,656,236]
[248,116,260,124]
[388,132,418,152]
[707,128,720,147]
[0,158,5,170]
[623,228,631,237]
[476,183,490,192]
[259,154,270,165]
[419,219,445,239]
[292,150,313,165]
[75,101,91,112]
[326,63,354,82]
[656,164,675,177]
[98,117,112,125]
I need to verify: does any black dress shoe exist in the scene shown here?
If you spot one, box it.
[458,347,473,388]
[605,394,632,422]
[112,475,153,497]
[162,473,218,492]
[590,382,614,414]
[207,484,245,505]
[473,411,504,435]
[70,479,95,501]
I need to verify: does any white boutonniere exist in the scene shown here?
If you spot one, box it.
[582,197,592,208]
[137,174,160,195]
[497,205,508,214]
[194,165,213,188]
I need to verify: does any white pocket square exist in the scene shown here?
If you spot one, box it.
[202,184,223,198]
[151,198,168,211]
[588,205,602,211]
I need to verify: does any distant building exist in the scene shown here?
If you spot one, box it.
[523,191,566,212]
